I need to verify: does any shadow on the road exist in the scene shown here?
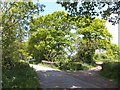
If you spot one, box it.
[36,70,83,88]
[67,70,119,88]
[36,69,119,89]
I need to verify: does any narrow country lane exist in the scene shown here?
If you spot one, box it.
[30,64,119,89]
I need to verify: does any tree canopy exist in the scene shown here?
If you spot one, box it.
[28,11,76,62]
[1,1,45,67]
[57,0,120,25]
[75,16,113,64]
[1,1,119,88]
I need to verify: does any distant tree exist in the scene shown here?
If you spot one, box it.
[75,16,112,64]
[109,44,120,60]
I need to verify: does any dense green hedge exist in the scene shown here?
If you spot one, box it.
[56,61,93,71]
[100,62,120,82]
[2,61,39,89]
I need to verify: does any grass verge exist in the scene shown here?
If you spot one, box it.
[2,61,39,89]
[38,62,95,72]
[38,63,60,70]
[99,61,120,82]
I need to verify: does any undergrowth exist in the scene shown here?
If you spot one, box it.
[2,61,39,89]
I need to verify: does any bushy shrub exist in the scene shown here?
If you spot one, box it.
[100,62,120,82]
[101,53,108,59]
[81,63,94,70]
[2,61,39,89]
[58,61,83,71]
[56,60,93,71]
[93,53,114,63]
[54,55,95,71]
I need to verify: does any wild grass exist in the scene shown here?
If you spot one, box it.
[38,61,95,72]
[2,61,39,89]
[99,61,120,82]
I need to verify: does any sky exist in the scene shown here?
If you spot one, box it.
[37,1,118,45]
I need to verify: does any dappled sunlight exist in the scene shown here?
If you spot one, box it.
[88,66,102,72]
[33,65,100,88]
[2,1,119,89]
[31,64,118,88]
[37,70,99,88]
[70,85,82,88]
[30,64,60,72]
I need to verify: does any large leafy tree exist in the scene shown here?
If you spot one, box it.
[0,1,45,67]
[28,11,75,62]
[75,16,112,64]
[28,28,54,62]
[56,1,119,64]
[109,44,120,60]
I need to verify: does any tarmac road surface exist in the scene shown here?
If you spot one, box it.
[30,64,119,89]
